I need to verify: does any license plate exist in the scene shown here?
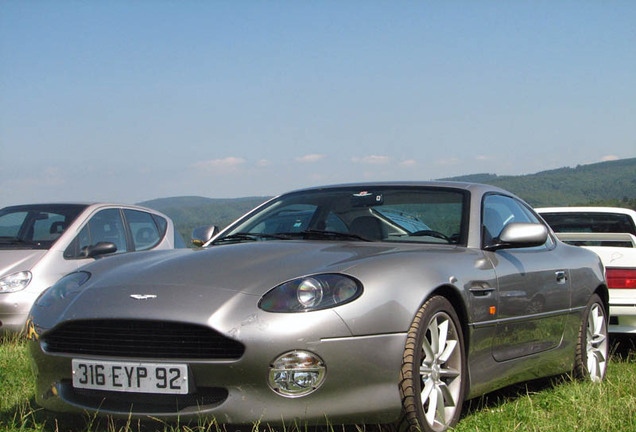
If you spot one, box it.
[72,359,189,394]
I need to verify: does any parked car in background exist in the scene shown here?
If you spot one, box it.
[27,183,608,432]
[537,207,636,334]
[0,203,185,335]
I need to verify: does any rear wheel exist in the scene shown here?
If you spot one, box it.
[574,293,608,382]
[398,296,466,432]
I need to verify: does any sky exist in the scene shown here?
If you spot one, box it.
[1,1,635,206]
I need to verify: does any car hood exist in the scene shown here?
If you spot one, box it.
[85,241,407,295]
[0,249,47,277]
[40,241,419,324]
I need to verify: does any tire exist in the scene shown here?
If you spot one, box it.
[574,293,609,382]
[398,296,466,432]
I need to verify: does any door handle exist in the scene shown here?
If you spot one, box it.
[555,270,568,284]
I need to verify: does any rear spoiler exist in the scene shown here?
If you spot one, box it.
[555,232,636,248]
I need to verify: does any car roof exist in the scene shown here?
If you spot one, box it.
[0,202,168,217]
[283,181,511,195]
[536,207,636,217]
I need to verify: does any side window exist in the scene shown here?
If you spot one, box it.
[482,195,545,248]
[125,209,163,251]
[64,209,128,258]
[152,214,168,236]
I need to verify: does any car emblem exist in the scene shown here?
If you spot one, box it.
[130,294,157,300]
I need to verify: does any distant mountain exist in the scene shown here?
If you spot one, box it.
[443,157,636,207]
[138,196,271,243]
[140,196,224,209]
[140,157,636,243]
[440,173,500,183]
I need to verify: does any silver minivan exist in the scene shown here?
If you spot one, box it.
[0,203,185,335]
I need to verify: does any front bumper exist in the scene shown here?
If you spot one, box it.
[29,330,406,425]
[0,291,35,335]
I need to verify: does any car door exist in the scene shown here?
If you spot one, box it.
[482,194,570,361]
[64,208,129,259]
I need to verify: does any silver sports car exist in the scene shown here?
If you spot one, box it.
[27,182,609,432]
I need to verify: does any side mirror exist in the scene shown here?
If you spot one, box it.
[82,241,118,258]
[486,223,548,251]
[192,225,219,247]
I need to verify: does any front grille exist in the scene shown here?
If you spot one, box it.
[42,319,245,359]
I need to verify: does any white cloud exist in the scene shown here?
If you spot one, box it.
[400,159,417,167]
[296,154,326,163]
[601,155,619,162]
[475,155,491,161]
[351,155,391,165]
[192,156,246,175]
[257,159,271,167]
[192,157,246,174]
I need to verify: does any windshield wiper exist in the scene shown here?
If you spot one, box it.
[213,232,293,244]
[297,229,374,242]
[0,236,39,246]
[213,230,374,244]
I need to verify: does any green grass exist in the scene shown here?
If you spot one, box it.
[454,362,636,432]
[1,336,634,432]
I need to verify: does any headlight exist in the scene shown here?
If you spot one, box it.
[0,271,32,293]
[259,274,362,312]
[34,271,91,307]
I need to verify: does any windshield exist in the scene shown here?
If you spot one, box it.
[0,204,88,250]
[215,186,468,245]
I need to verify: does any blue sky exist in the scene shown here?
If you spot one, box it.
[1,1,635,205]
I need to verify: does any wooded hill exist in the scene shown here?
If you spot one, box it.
[139,157,636,242]
[139,196,271,244]
[443,157,636,208]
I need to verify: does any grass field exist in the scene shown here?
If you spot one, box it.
[1,336,634,432]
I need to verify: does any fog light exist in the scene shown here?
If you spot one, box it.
[268,350,326,397]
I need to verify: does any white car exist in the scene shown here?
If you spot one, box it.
[0,203,185,335]
[537,207,636,334]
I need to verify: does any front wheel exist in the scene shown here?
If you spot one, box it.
[574,293,608,382]
[398,296,466,432]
